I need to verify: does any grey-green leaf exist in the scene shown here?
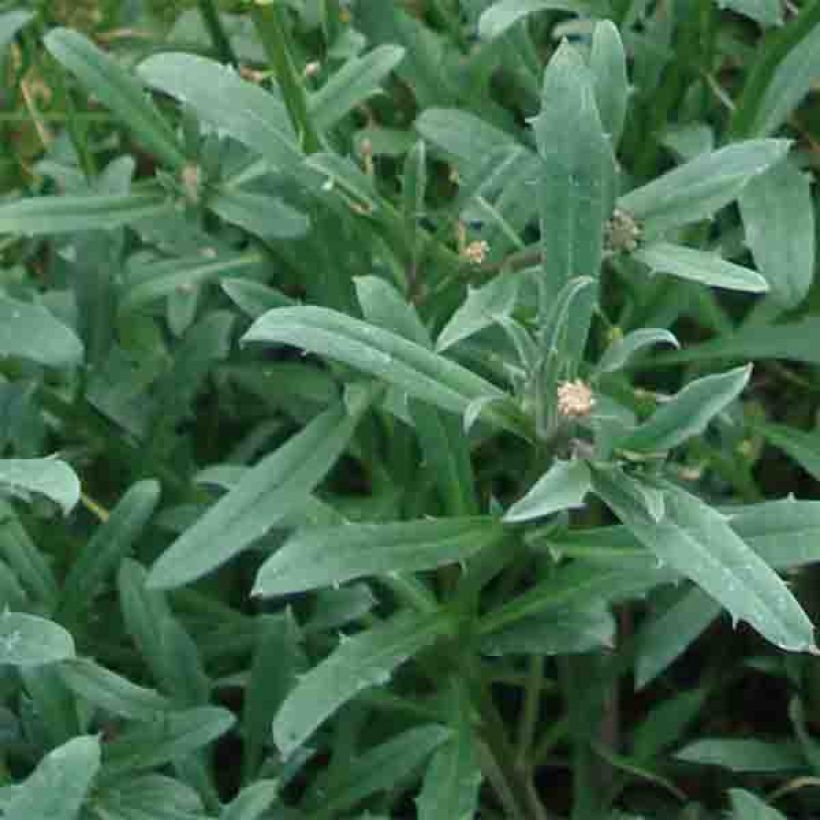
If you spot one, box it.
[591,467,817,653]
[717,0,782,26]
[0,296,83,367]
[739,159,815,309]
[45,28,185,171]
[60,480,160,622]
[632,242,768,293]
[676,738,804,772]
[504,459,591,523]
[273,610,450,756]
[0,190,172,236]
[755,421,820,481]
[208,189,310,241]
[0,611,75,667]
[0,10,33,55]
[589,20,628,145]
[0,458,80,514]
[254,517,503,596]
[478,0,589,40]
[620,364,751,453]
[729,789,788,819]
[222,780,279,820]
[596,328,679,374]
[148,396,369,590]
[618,139,790,234]
[91,775,205,820]
[310,45,405,131]
[4,735,100,820]
[242,307,525,436]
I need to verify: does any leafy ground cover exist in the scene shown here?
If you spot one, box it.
[0,0,818,817]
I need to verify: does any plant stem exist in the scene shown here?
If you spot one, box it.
[197,0,238,65]
[516,655,544,765]
[251,0,322,153]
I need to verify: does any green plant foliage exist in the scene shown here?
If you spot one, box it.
[0,0,817,816]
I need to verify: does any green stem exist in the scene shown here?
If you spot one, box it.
[516,655,544,765]
[251,1,322,153]
[197,0,239,65]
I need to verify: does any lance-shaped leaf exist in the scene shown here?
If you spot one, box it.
[596,328,679,374]
[676,738,804,772]
[138,53,303,173]
[632,243,768,293]
[223,780,279,820]
[417,687,481,820]
[478,0,590,40]
[0,190,172,236]
[0,611,75,667]
[504,459,591,523]
[148,394,370,590]
[208,189,310,241]
[0,458,80,514]
[0,10,33,55]
[589,20,628,146]
[60,480,161,622]
[90,775,205,820]
[100,707,235,778]
[755,421,820,481]
[242,307,526,436]
[739,159,815,309]
[316,725,450,816]
[729,789,788,820]
[532,41,614,308]
[0,296,83,368]
[254,517,503,597]
[617,139,790,235]
[309,45,406,131]
[4,735,100,820]
[591,467,817,653]
[45,29,185,171]
[273,610,450,756]
[619,364,751,453]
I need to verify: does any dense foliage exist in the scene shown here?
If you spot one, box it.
[0,0,818,817]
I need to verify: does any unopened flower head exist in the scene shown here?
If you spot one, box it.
[557,380,595,419]
[605,208,642,253]
[304,60,322,79]
[461,240,489,266]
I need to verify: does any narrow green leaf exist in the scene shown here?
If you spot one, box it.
[480,601,615,655]
[319,725,450,816]
[138,53,303,172]
[435,272,520,353]
[222,780,279,820]
[45,28,185,171]
[620,364,752,453]
[0,10,33,55]
[0,611,74,667]
[417,687,481,820]
[0,458,80,514]
[92,775,205,820]
[59,658,170,721]
[221,279,295,318]
[4,735,100,820]
[717,0,782,26]
[589,20,628,145]
[60,480,160,622]
[478,0,589,40]
[121,251,264,312]
[532,40,614,310]
[0,502,59,606]
[242,307,525,436]
[591,467,816,653]
[504,459,591,523]
[0,190,172,236]
[0,296,83,367]
[208,188,310,241]
[755,421,820,480]
[632,242,768,293]
[596,328,679,374]
[618,139,790,234]
[254,517,503,597]
[632,688,707,763]
[634,587,720,688]
[148,395,369,590]
[729,789,788,819]
[676,738,804,772]
[355,275,430,347]
[273,610,450,756]
[310,45,405,131]
[101,707,235,778]
[749,22,820,136]
[739,159,815,308]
